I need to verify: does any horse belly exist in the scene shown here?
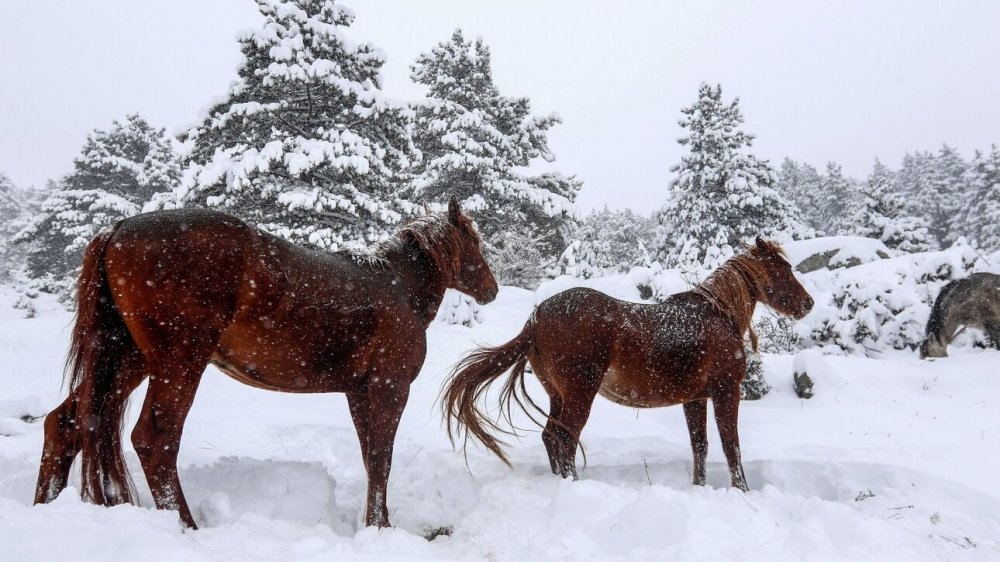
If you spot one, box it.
[213,327,368,394]
[598,365,701,409]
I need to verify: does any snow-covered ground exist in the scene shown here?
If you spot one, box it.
[1,280,999,561]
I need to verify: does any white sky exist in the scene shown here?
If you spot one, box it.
[2,0,998,212]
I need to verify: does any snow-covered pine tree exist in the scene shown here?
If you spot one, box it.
[654,83,811,268]
[930,144,969,245]
[0,172,26,280]
[816,162,858,235]
[776,158,824,232]
[851,159,934,253]
[15,114,179,289]
[567,206,654,277]
[902,146,966,245]
[960,145,1000,251]
[409,29,579,264]
[171,0,417,250]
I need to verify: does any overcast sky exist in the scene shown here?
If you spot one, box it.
[2,0,998,212]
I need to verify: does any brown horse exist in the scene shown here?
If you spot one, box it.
[442,237,812,490]
[34,197,497,529]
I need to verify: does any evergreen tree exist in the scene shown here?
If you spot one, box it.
[851,159,934,253]
[410,29,579,260]
[776,158,823,231]
[817,162,857,235]
[170,0,418,250]
[654,83,810,268]
[901,146,966,245]
[0,172,26,279]
[566,206,654,277]
[960,145,1000,251]
[15,115,178,284]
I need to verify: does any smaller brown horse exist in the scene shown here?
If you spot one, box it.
[920,272,1000,358]
[34,197,497,529]
[442,237,813,489]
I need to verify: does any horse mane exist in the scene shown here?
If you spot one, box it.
[352,211,463,277]
[692,241,784,352]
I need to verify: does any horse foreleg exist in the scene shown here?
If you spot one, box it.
[346,392,371,473]
[712,389,749,491]
[132,364,204,529]
[362,378,410,528]
[683,399,709,486]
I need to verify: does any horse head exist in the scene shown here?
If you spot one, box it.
[751,236,814,319]
[444,196,498,305]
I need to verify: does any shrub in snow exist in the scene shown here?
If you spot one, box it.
[435,289,482,327]
[485,229,550,289]
[410,29,579,261]
[798,241,996,356]
[741,350,770,400]
[14,115,178,295]
[654,83,812,269]
[167,0,417,251]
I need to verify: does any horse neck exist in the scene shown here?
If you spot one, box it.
[381,242,450,326]
[693,259,762,340]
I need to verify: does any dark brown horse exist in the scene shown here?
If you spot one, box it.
[919,272,1000,358]
[34,197,497,529]
[442,237,812,490]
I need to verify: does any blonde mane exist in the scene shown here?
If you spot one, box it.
[692,242,785,352]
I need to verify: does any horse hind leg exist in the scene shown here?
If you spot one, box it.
[546,366,602,480]
[34,391,83,504]
[683,399,709,486]
[34,350,147,505]
[130,326,221,529]
[532,359,565,475]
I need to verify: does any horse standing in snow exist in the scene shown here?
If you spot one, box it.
[442,238,813,490]
[34,197,498,529]
[920,272,1000,359]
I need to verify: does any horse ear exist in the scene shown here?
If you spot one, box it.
[448,195,461,224]
[755,236,768,253]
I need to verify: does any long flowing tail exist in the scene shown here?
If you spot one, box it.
[441,321,546,466]
[68,225,137,505]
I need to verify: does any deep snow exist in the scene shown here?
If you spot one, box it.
[1,280,999,561]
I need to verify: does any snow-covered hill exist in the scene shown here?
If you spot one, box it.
[1,279,998,561]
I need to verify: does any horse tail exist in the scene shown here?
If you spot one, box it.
[68,225,137,506]
[441,319,545,467]
[926,279,959,342]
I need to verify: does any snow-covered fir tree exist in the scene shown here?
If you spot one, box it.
[654,83,811,268]
[960,145,1000,251]
[15,114,178,285]
[409,29,579,263]
[899,147,966,245]
[850,159,934,253]
[776,158,824,231]
[0,172,26,280]
[563,206,654,278]
[816,162,857,235]
[170,0,418,250]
